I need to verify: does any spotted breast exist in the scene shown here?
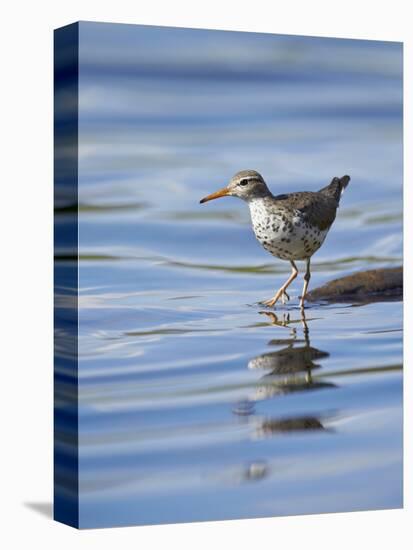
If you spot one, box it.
[249,195,330,261]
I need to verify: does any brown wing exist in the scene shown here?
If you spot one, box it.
[274,191,338,231]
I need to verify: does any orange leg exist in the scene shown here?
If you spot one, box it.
[300,258,311,309]
[261,261,298,308]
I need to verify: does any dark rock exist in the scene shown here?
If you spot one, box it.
[307,266,403,304]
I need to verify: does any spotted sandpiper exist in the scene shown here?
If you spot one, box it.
[200,170,350,309]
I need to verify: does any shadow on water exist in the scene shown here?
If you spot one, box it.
[234,309,335,436]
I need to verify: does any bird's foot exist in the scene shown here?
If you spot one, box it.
[299,295,307,310]
[260,290,289,308]
[260,298,277,308]
[281,290,290,305]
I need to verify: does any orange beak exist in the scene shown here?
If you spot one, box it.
[199,187,230,204]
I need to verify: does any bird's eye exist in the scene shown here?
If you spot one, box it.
[239,179,249,186]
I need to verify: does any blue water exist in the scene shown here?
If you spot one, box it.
[55,22,403,528]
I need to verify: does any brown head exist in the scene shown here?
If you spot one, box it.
[200,170,272,204]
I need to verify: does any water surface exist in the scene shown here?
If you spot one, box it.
[55,23,403,528]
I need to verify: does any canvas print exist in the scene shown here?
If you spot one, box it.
[54,21,403,529]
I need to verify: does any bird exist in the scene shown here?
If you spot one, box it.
[200,170,350,309]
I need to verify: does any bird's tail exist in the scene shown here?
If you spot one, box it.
[319,175,350,203]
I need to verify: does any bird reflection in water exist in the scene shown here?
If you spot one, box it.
[249,310,334,400]
[234,309,335,438]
